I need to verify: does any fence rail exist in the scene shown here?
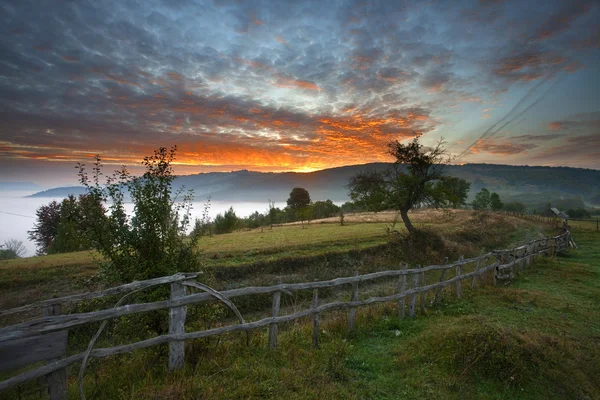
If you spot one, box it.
[0,231,573,399]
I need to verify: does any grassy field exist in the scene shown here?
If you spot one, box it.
[0,210,538,312]
[48,229,598,400]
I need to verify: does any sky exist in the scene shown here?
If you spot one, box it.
[0,0,599,185]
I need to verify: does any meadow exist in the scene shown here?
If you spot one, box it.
[1,210,598,399]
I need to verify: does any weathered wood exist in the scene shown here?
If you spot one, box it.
[408,272,419,318]
[169,282,187,371]
[434,258,448,304]
[3,233,569,345]
[268,278,282,349]
[348,272,359,334]
[183,281,249,346]
[0,260,504,393]
[312,286,319,348]
[42,304,67,400]
[419,268,426,314]
[0,331,68,373]
[456,256,463,298]
[0,272,200,317]
[397,271,407,319]
[472,251,484,289]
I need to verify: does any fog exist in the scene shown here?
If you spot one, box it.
[0,190,286,257]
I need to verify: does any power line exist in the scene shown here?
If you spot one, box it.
[0,210,36,219]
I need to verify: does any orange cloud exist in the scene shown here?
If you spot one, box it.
[275,35,288,45]
[470,139,537,155]
[274,77,320,91]
[548,121,564,130]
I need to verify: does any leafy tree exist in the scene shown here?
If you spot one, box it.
[77,146,199,283]
[191,197,212,238]
[0,239,26,259]
[566,208,590,218]
[267,199,276,229]
[503,201,526,213]
[28,195,99,255]
[287,188,311,210]
[28,200,61,255]
[490,192,503,211]
[348,136,470,232]
[312,200,340,219]
[287,188,312,228]
[472,188,491,210]
[213,207,238,234]
[245,211,265,229]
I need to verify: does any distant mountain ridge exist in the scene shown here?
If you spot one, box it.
[26,163,600,205]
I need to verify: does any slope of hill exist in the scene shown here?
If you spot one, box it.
[25,163,600,206]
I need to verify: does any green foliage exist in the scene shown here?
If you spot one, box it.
[503,201,526,213]
[490,192,503,211]
[28,194,98,255]
[348,136,470,232]
[472,188,491,210]
[312,199,340,219]
[213,207,239,234]
[77,146,200,284]
[0,239,26,259]
[287,187,311,210]
[191,198,212,238]
[566,208,591,218]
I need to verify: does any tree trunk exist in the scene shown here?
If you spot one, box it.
[400,209,415,233]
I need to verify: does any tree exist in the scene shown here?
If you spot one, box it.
[287,188,311,210]
[28,195,99,255]
[0,239,26,259]
[490,192,503,211]
[472,188,491,210]
[267,199,276,229]
[28,200,61,255]
[504,201,526,213]
[77,146,199,283]
[312,200,340,219]
[348,136,470,233]
[287,187,312,228]
[213,207,238,234]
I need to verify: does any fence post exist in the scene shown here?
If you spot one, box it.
[456,256,463,298]
[435,257,449,304]
[472,251,483,289]
[42,304,67,400]
[268,278,282,349]
[312,284,319,349]
[348,271,359,335]
[409,271,419,318]
[169,281,187,371]
[419,267,426,315]
[397,270,407,319]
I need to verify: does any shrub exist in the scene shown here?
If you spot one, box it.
[214,207,238,234]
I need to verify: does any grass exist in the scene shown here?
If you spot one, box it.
[38,229,596,400]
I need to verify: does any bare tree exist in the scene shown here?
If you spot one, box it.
[2,239,27,258]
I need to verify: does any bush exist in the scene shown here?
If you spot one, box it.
[77,146,200,284]
[214,207,238,234]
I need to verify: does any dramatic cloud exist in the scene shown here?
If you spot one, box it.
[0,0,598,184]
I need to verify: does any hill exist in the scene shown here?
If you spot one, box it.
[26,163,600,207]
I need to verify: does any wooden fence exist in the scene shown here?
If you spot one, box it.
[0,231,573,399]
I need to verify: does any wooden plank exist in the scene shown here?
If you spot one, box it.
[348,272,359,334]
[268,278,281,349]
[456,256,463,299]
[408,272,419,318]
[0,272,200,317]
[0,261,504,393]
[312,286,319,348]
[168,282,187,371]
[419,268,426,315]
[434,257,449,304]
[0,331,67,373]
[472,251,483,289]
[42,304,67,400]
[397,271,407,319]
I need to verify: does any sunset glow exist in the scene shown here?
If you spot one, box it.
[0,0,598,184]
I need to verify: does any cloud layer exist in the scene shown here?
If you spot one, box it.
[0,0,598,183]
